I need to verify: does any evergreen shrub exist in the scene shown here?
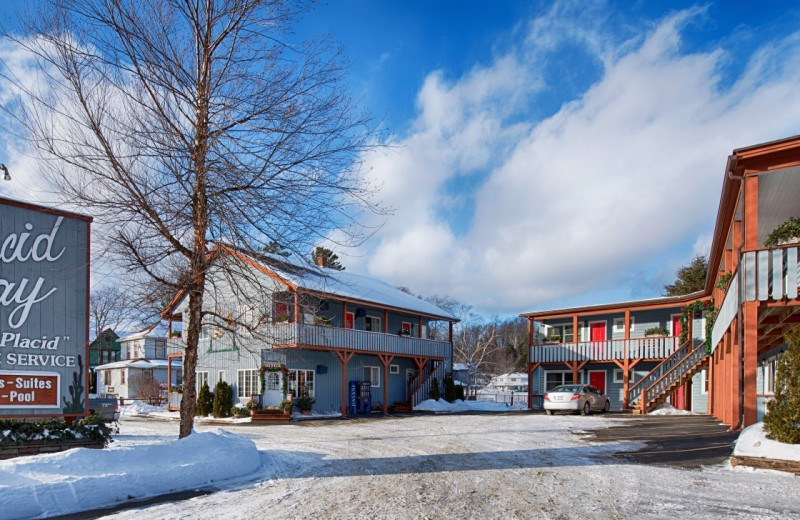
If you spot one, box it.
[443,376,457,403]
[196,382,213,416]
[455,384,465,401]
[213,380,233,418]
[428,377,441,401]
[764,326,800,444]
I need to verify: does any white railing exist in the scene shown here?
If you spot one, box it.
[742,245,799,302]
[530,336,680,363]
[276,323,452,359]
[711,267,740,354]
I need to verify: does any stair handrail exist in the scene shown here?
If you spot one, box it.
[627,337,693,405]
[412,360,447,408]
[638,341,708,413]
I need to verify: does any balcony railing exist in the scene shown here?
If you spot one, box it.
[530,336,680,363]
[168,324,452,360]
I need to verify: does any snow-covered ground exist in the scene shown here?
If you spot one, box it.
[734,422,800,461]
[1,412,799,519]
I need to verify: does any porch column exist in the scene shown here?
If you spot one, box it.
[334,350,356,418]
[572,314,579,343]
[383,309,388,333]
[378,354,395,415]
[449,322,453,343]
[527,362,540,410]
[293,292,300,323]
[743,302,758,427]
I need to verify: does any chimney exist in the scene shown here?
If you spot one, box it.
[316,255,327,268]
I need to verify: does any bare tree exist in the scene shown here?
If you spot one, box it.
[90,286,136,338]
[3,0,381,437]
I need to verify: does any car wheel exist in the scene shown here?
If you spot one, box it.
[545,409,553,415]
[580,401,590,416]
[603,400,610,413]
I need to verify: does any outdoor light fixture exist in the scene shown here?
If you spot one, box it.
[0,164,9,181]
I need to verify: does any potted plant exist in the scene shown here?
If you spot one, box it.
[644,326,669,337]
[544,334,562,344]
[296,395,315,415]
[279,399,293,415]
[275,313,290,323]
[245,398,261,416]
[314,315,333,326]
[764,216,800,247]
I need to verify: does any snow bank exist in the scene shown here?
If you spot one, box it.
[0,429,260,519]
[648,403,700,416]
[415,399,527,413]
[734,422,800,462]
[119,401,167,416]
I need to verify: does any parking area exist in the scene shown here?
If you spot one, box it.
[584,414,739,468]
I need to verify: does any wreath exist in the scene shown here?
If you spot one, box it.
[259,364,289,395]
[679,300,717,355]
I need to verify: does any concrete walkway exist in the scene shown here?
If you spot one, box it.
[584,414,739,468]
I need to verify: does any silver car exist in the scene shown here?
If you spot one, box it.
[544,384,610,415]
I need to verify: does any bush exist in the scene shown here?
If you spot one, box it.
[213,380,233,418]
[196,382,214,417]
[0,414,117,448]
[764,326,800,444]
[428,377,441,401]
[443,376,456,403]
[764,216,800,247]
[455,384,465,401]
[231,405,249,418]
[644,326,669,337]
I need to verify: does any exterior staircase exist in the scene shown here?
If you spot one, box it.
[627,339,709,414]
[392,359,449,412]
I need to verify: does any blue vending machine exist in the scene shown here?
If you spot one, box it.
[349,381,358,415]
[359,381,371,413]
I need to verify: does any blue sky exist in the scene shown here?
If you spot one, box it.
[2,1,800,316]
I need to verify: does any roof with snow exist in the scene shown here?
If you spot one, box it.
[95,359,179,370]
[119,322,169,343]
[166,245,458,321]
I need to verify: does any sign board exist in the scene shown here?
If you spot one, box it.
[0,198,91,417]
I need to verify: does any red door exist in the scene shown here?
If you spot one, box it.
[590,322,606,341]
[589,371,606,393]
[345,312,354,329]
[672,315,682,337]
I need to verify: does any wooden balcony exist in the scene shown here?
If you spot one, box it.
[530,336,681,363]
[271,323,452,359]
[167,325,452,360]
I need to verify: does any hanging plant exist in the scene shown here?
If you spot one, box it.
[715,272,733,292]
[259,364,288,395]
[679,300,717,355]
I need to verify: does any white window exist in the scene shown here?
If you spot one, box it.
[267,372,280,391]
[197,371,209,392]
[389,364,399,374]
[544,371,573,391]
[613,369,624,383]
[365,316,382,332]
[218,370,225,382]
[613,317,635,333]
[103,370,111,385]
[544,324,574,343]
[363,366,380,388]
[701,369,709,394]
[237,369,259,398]
[288,369,315,397]
[155,340,166,359]
[763,360,777,394]
[120,369,126,384]
[142,369,153,384]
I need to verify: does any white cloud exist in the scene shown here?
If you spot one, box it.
[353,7,800,314]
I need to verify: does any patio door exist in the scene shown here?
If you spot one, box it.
[345,311,354,329]
[671,315,682,338]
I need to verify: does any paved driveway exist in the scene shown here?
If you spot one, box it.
[584,414,739,468]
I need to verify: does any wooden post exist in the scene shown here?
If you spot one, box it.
[378,354,395,415]
[335,350,356,417]
[418,316,423,338]
[743,302,758,427]
[293,292,300,323]
[383,309,388,333]
[449,321,453,343]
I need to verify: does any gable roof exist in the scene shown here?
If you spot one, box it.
[163,244,458,322]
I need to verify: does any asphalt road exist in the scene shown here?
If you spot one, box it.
[584,414,739,468]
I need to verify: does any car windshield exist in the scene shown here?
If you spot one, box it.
[550,385,582,393]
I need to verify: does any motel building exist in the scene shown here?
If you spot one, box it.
[161,245,458,416]
[520,135,800,429]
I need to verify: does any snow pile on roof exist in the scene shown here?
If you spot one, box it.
[119,401,167,417]
[120,321,169,342]
[95,358,179,370]
[244,250,457,320]
[648,403,701,416]
[734,422,800,462]
[415,399,527,413]
[452,363,469,371]
[0,429,260,519]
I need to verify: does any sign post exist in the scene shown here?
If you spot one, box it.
[0,198,91,418]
